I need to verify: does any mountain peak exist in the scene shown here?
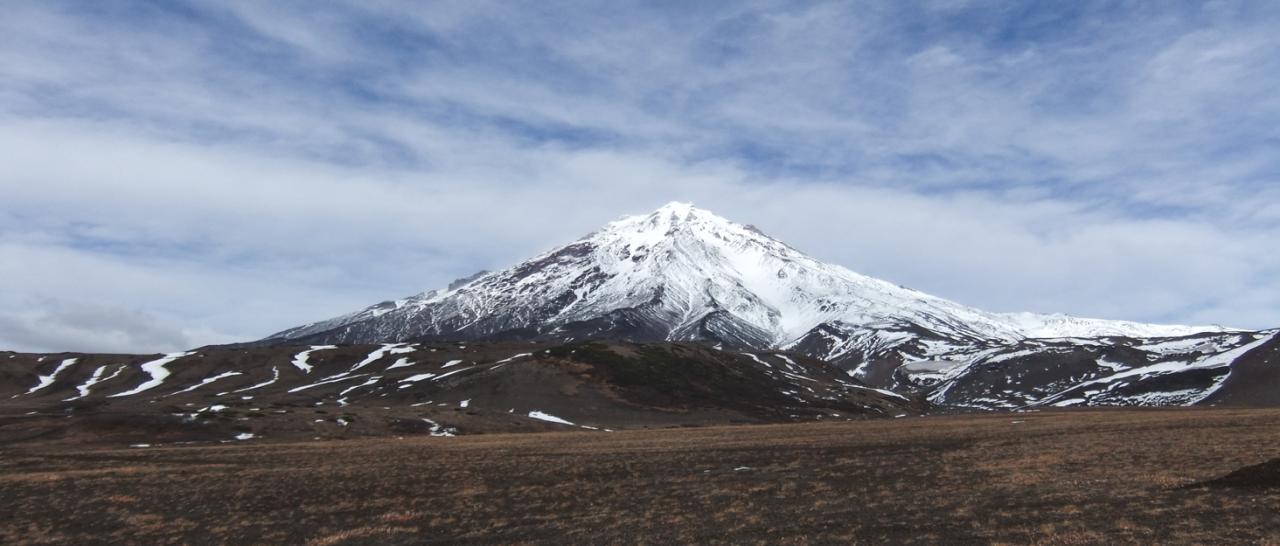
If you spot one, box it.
[631,201,719,227]
[627,202,733,228]
[652,201,698,215]
[592,202,751,249]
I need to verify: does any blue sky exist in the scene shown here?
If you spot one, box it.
[2,1,1279,352]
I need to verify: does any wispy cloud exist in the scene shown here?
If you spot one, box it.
[2,1,1278,351]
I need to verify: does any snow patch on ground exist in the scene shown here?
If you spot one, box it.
[23,358,78,395]
[780,370,816,382]
[1095,357,1127,372]
[385,357,416,370]
[774,354,803,372]
[168,371,243,396]
[1136,335,1245,356]
[527,411,574,425]
[338,376,382,398]
[837,377,911,402]
[288,373,366,393]
[351,343,416,371]
[291,345,337,373]
[421,418,456,436]
[400,373,437,384]
[109,352,195,398]
[65,364,125,401]
[493,353,531,365]
[232,366,280,393]
[899,359,967,380]
[432,367,474,381]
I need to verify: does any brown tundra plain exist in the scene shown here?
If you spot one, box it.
[2,408,1279,545]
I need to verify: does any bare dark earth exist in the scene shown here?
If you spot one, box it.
[2,408,1279,545]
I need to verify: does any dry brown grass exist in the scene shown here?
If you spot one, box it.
[1,408,1279,544]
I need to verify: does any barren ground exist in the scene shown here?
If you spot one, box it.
[3,408,1280,545]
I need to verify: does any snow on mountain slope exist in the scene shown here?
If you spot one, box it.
[917,329,1280,410]
[267,202,1229,351]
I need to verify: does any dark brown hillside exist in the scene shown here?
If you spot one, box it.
[0,341,917,448]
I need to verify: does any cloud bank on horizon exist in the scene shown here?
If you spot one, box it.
[2,1,1278,352]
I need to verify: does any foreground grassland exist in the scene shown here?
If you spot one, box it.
[2,408,1279,545]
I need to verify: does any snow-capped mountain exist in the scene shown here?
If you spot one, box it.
[260,202,1277,409]
[269,202,1225,347]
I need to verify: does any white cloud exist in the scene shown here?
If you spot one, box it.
[1,1,1278,352]
[0,297,238,354]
